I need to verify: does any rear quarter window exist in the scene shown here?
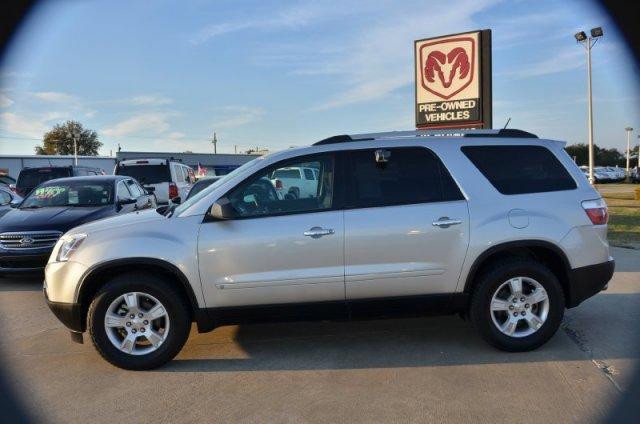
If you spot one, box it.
[461,145,577,195]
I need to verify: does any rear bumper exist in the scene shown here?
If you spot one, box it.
[566,259,615,308]
[44,289,84,332]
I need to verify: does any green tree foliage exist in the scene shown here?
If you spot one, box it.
[565,143,625,167]
[35,121,102,155]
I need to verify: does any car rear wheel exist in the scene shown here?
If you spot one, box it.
[87,272,191,370]
[469,259,565,352]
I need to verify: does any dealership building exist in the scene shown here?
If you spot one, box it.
[0,151,260,178]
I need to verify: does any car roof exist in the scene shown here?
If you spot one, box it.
[40,175,127,185]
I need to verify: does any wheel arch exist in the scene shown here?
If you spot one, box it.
[76,258,212,332]
[463,240,572,303]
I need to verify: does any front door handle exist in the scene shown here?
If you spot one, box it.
[432,217,462,228]
[303,226,335,238]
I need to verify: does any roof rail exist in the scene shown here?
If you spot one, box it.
[313,135,374,146]
[312,128,537,145]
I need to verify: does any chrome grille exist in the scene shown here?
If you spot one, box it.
[0,231,62,250]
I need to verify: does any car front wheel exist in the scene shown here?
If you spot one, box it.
[469,259,565,352]
[87,272,191,370]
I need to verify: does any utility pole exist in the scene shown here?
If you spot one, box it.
[211,132,218,154]
[575,27,603,185]
[625,127,633,173]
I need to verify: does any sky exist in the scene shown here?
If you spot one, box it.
[0,0,638,156]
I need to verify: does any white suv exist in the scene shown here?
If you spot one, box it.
[115,159,194,204]
[44,129,614,370]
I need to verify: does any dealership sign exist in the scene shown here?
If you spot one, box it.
[415,29,492,129]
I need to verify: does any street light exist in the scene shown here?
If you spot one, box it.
[625,127,633,174]
[575,26,604,184]
[72,129,80,165]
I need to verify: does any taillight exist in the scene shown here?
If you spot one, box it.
[274,179,283,189]
[582,198,608,225]
[169,183,178,199]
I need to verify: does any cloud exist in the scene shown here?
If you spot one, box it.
[129,95,174,106]
[102,112,174,137]
[0,112,48,138]
[31,91,78,103]
[212,106,265,128]
[190,2,347,44]
[0,94,13,108]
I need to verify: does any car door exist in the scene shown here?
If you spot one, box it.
[343,146,469,300]
[198,152,345,308]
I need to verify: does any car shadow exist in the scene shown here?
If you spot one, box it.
[157,292,640,373]
[0,276,42,291]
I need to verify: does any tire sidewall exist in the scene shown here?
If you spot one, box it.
[88,274,190,370]
[472,261,565,351]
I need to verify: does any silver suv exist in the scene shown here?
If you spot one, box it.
[44,129,614,370]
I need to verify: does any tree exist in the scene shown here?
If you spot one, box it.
[565,143,625,167]
[35,121,102,156]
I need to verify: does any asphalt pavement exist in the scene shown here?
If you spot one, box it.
[0,246,638,423]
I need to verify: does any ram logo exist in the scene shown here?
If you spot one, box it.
[419,37,475,100]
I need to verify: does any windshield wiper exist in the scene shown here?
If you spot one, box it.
[19,205,42,209]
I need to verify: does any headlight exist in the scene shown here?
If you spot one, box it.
[56,233,87,262]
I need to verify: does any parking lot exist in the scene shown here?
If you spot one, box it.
[0,246,636,423]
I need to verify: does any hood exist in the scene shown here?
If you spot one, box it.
[0,205,116,234]
[70,208,166,235]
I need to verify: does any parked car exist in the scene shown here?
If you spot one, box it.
[269,166,319,199]
[0,185,22,218]
[0,174,16,188]
[185,176,222,201]
[580,166,610,183]
[44,129,614,370]
[114,159,194,205]
[15,166,104,198]
[0,175,155,275]
[631,166,640,183]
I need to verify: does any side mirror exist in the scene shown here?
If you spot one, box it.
[171,196,181,205]
[209,197,236,220]
[117,197,136,206]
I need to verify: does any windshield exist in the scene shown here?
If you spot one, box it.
[172,158,261,216]
[20,181,114,208]
[116,164,170,185]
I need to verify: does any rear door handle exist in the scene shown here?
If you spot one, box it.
[303,226,335,238]
[432,217,462,228]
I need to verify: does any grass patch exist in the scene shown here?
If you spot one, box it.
[596,184,640,249]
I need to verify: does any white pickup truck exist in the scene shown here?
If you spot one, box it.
[269,166,319,199]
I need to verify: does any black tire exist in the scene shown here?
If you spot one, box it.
[87,272,191,370]
[469,258,565,352]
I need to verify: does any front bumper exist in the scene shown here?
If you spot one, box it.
[566,259,615,308]
[0,250,51,275]
[44,289,84,332]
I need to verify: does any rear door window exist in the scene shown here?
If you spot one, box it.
[461,145,577,195]
[116,164,170,185]
[346,147,463,209]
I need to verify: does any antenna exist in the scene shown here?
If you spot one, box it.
[503,117,511,129]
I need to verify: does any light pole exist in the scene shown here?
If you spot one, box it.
[72,129,79,165]
[211,132,218,154]
[625,127,633,174]
[575,27,604,184]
